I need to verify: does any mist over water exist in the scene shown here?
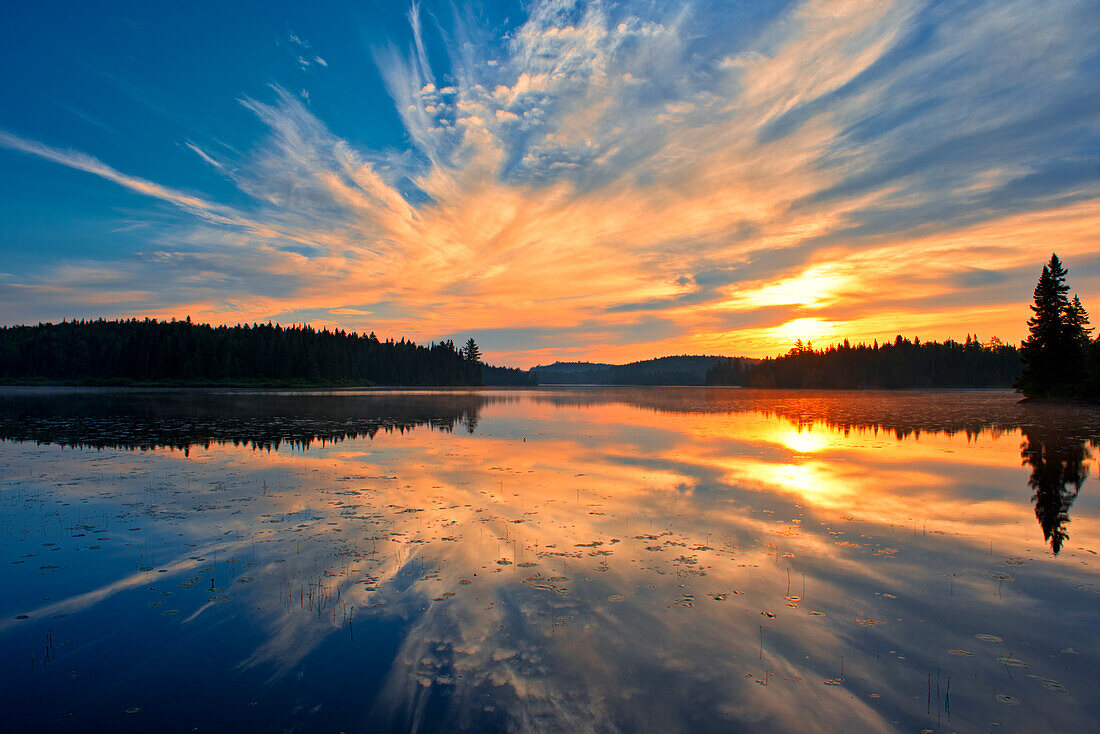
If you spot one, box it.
[1,387,1097,733]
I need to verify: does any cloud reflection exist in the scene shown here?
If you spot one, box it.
[2,388,1098,730]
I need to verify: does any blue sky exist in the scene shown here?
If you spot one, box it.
[1,0,1099,366]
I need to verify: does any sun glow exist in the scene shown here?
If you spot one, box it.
[732,266,851,309]
[772,317,838,348]
[781,429,829,454]
[768,463,838,498]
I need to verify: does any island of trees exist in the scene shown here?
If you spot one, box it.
[0,318,529,387]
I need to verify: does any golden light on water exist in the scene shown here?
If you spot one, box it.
[779,428,829,454]
[2,388,1098,732]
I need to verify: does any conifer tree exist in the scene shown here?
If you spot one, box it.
[1018,254,1078,396]
[1065,295,1092,350]
[462,338,481,363]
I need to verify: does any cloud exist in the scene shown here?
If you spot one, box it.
[0,130,273,233]
[2,0,1099,365]
[185,140,224,170]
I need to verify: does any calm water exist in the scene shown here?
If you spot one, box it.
[1,387,1098,733]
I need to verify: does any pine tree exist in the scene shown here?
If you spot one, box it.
[462,338,481,363]
[1018,254,1081,397]
[1065,295,1092,350]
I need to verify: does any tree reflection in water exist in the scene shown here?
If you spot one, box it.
[1021,428,1094,554]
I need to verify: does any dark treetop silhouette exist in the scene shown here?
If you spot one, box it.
[707,336,1021,388]
[1016,253,1099,400]
[462,338,481,364]
[0,319,487,387]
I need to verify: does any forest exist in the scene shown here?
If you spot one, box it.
[0,318,485,386]
[708,336,1022,388]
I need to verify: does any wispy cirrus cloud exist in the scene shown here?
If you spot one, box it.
[184,141,225,171]
[1,0,1098,365]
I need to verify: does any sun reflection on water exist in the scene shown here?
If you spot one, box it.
[779,428,829,454]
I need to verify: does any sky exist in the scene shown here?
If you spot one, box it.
[0,0,1098,368]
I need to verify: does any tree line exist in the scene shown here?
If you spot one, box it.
[0,318,485,386]
[708,335,1021,388]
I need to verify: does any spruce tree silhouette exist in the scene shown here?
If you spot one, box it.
[1066,295,1093,351]
[462,338,481,363]
[1017,253,1091,396]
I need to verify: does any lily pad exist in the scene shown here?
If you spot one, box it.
[997,657,1027,667]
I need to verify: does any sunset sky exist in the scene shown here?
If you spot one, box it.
[1,0,1098,367]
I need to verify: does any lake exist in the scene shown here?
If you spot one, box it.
[1,387,1098,733]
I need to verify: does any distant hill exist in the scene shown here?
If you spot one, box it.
[531,361,615,374]
[532,355,739,385]
[482,363,539,386]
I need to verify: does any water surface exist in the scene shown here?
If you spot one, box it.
[1,387,1098,733]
